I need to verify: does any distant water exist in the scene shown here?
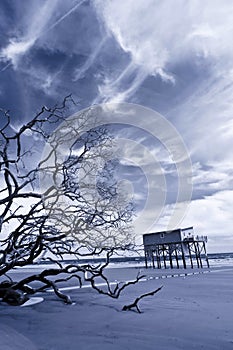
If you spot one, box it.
[65,252,233,269]
[107,252,233,269]
[16,252,233,271]
[207,252,233,267]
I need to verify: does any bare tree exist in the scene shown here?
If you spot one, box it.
[0,97,140,306]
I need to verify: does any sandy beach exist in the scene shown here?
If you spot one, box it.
[0,265,233,350]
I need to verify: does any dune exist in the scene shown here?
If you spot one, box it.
[0,266,233,350]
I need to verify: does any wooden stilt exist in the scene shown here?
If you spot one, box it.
[181,243,186,269]
[193,242,200,268]
[174,245,179,268]
[187,242,193,268]
[152,250,155,269]
[169,245,173,269]
[203,242,210,268]
[144,249,148,269]
[162,245,167,269]
[156,248,161,269]
[196,242,203,268]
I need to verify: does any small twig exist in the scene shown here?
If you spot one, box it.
[122,285,163,313]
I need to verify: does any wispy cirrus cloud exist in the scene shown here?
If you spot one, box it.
[0,0,58,68]
[94,0,233,103]
[0,0,87,69]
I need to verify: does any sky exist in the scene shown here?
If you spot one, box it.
[1,0,233,252]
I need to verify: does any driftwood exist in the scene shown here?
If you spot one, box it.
[0,281,29,305]
[122,285,163,313]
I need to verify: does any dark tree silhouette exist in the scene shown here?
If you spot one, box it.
[0,97,136,305]
[0,98,162,310]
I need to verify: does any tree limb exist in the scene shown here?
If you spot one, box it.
[122,286,163,313]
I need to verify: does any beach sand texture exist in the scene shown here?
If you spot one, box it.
[0,266,233,350]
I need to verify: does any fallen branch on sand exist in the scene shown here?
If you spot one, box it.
[122,285,163,313]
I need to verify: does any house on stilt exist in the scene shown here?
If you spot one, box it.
[143,227,209,269]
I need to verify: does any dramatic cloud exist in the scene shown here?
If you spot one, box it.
[141,190,233,253]
[94,0,233,102]
[0,0,233,251]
